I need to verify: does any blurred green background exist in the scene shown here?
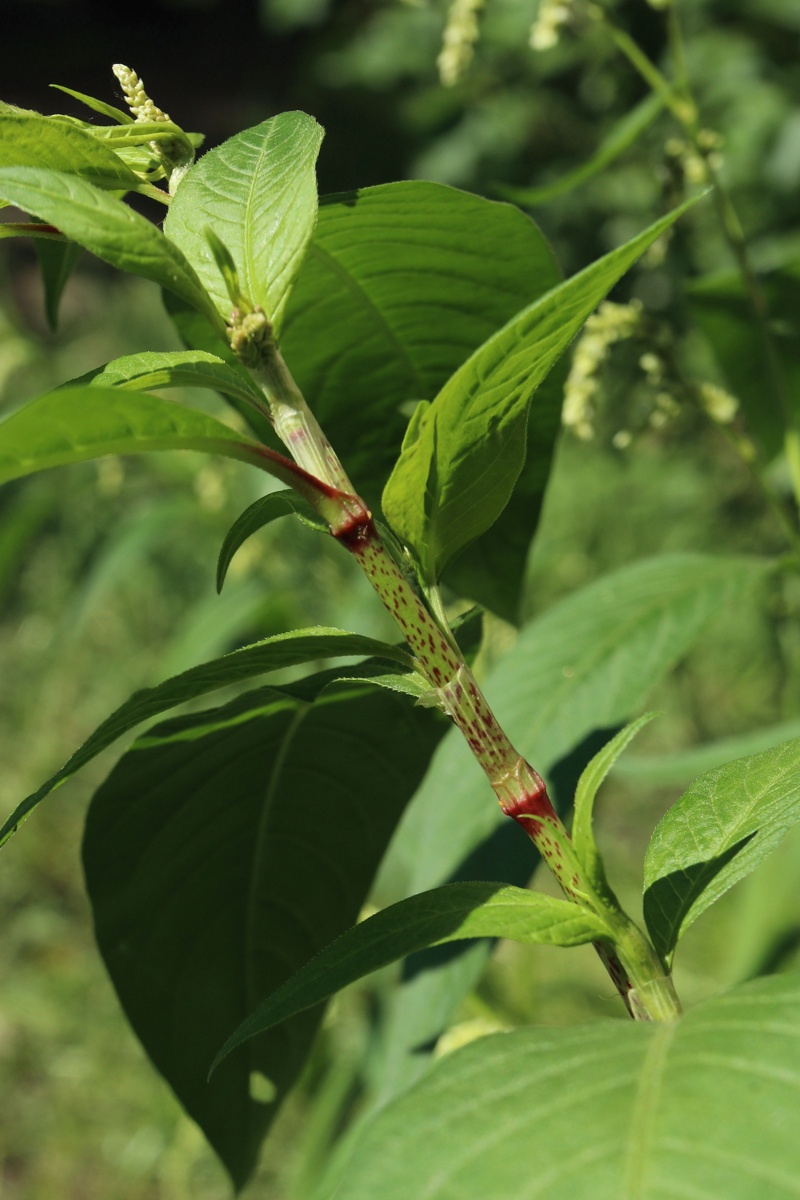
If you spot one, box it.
[2,0,800,1195]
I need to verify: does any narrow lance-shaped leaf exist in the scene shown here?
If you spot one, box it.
[0,168,223,329]
[35,238,83,330]
[82,681,444,1191]
[572,712,658,897]
[212,882,610,1071]
[217,491,327,593]
[643,733,800,964]
[49,83,133,124]
[0,626,414,848]
[165,112,324,330]
[383,196,703,580]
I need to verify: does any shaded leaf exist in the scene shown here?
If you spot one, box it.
[0,168,221,327]
[216,491,327,593]
[616,716,800,786]
[165,112,323,329]
[337,972,800,1200]
[0,626,414,848]
[82,681,443,1191]
[382,198,701,581]
[643,734,800,963]
[35,238,83,330]
[214,882,609,1070]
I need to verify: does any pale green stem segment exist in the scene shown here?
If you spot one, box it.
[229,318,680,1020]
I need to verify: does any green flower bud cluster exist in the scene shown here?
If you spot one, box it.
[112,64,171,124]
[227,306,275,370]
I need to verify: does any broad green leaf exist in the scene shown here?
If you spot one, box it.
[34,238,83,329]
[216,491,326,593]
[0,168,222,328]
[643,734,800,964]
[617,716,800,786]
[82,681,443,1191]
[573,713,658,897]
[214,883,609,1070]
[0,384,296,487]
[0,109,139,188]
[369,554,770,1102]
[280,180,562,617]
[74,348,266,412]
[383,197,701,581]
[495,93,664,206]
[0,626,414,848]
[337,971,800,1200]
[164,112,324,329]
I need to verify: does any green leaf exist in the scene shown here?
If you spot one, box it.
[164,112,324,329]
[369,554,770,1101]
[280,181,562,616]
[0,168,221,327]
[643,734,800,964]
[214,883,609,1070]
[0,626,414,848]
[336,971,800,1200]
[0,384,283,485]
[74,348,266,412]
[216,491,327,593]
[82,681,443,1191]
[0,109,139,188]
[383,197,701,581]
[49,83,133,124]
[495,93,665,206]
[573,712,658,896]
[34,238,83,330]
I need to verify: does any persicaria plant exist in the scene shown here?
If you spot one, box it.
[1,56,799,1199]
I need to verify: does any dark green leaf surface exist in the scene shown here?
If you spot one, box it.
[75,349,266,411]
[0,627,414,848]
[280,181,562,616]
[0,109,139,188]
[82,682,442,1191]
[164,112,323,328]
[0,168,220,326]
[216,491,327,592]
[370,554,769,1100]
[215,883,609,1067]
[495,93,664,206]
[337,972,800,1199]
[644,734,800,963]
[35,238,83,329]
[616,717,800,786]
[382,199,700,580]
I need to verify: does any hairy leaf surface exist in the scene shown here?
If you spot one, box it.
[0,109,139,188]
[165,112,323,329]
[338,972,800,1199]
[644,734,800,962]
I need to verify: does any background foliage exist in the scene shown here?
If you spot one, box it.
[1,0,800,1196]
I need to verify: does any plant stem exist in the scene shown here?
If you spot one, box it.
[240,334,680,1019]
